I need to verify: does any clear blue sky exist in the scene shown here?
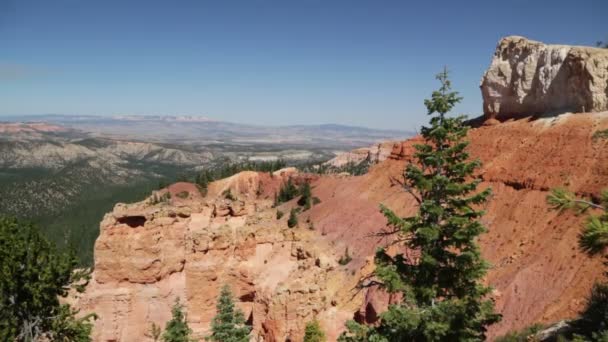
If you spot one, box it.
[1,0,605,130]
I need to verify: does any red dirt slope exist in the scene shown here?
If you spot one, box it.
[304,112,608,338]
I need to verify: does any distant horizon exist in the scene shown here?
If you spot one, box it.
[1,0,605,130]
[0,113,415,132]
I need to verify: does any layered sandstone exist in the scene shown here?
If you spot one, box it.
[323,141,397,169]
[481,36,608,120]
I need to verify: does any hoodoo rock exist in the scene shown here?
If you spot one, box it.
[481,36,608,120]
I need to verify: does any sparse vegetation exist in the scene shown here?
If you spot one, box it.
[287,208,299,228]
[304,320,326,342]
[195,160,287,192]
[175,191,189,199]
[338,247,352,266]
[206,285,251,342]
[593,129,608,141]
[276,210,284,219]
[340,69,500,341]
[495,324,545,342]
[150,322,162,342]
[222,189,236,201]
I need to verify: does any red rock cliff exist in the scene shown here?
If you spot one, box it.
[75,112,608,341]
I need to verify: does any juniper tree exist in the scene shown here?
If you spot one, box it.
[0,216,95,341]
[162,299,192,342]
[340,68,500,342]
[206,285,251,342]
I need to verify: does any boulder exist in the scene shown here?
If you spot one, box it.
[481,36,608,120]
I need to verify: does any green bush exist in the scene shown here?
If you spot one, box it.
[176,191,189,199]
[304,320,326,342]
[287,209,298,228]
[276,210,284,220]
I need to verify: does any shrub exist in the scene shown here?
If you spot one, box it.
[287,209,298,228]
[222,189,236,201]
[338,247,352,265]
[312,197,321,205]
[304,320,326,342]
[494,324,545,342]
[176,191,189,199]
[276,210,284,220]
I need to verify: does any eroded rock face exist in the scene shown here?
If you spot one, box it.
[481,36,608,120]
[324,141,397,169]
[74,173,352,342]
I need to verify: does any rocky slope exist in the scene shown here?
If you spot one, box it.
[481,36,608,120]
[323,141,397,169]
[74,111,608,341]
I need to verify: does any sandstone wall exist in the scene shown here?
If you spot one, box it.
[481,36,608,120]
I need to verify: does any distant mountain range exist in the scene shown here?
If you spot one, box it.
[1,115,411,148]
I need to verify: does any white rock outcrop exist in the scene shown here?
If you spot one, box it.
[481,36,608,120]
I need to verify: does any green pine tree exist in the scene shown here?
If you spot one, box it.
[0,216,96,341]
[287,208,299,228]
[162,299,192,342]
[340,68,500,342]
[206,285,251,342]
[297,181,312,210]
[277,178,299,204]
[304,319,326,342]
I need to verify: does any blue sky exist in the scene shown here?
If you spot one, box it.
[0,0,605,130]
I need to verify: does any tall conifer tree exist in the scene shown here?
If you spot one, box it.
[206,285,250,342]
[340,68,500,341]
[162,299,192,342]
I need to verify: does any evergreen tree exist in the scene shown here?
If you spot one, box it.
[0,216,95,341]
[162,299,192,342]
[304,320,326,342]
[206,285,251,342]
[298,181,312,210]
[340,68,500,341]
[277,178,299,204]
[287,208,299,228]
